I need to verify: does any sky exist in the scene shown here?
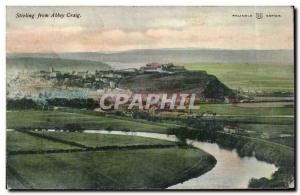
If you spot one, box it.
[6,6,294,53]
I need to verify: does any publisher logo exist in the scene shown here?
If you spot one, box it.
[256,13,263,19]
[232,12,281,19]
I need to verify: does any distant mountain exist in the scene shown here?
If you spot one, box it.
[7,49,294,69]
[6,57,111,74]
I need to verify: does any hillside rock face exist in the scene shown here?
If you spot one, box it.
[118,71,235,100]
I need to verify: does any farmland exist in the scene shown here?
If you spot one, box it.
[8,148,215,189]
[237,123,294,147]
[198,102,294,116]
[7,130,216,189]
[192,101,294,147]
[6,101,295,189]
[183,63,294,92]
[7,131,79,151]
[7,110,174,133]
[33,131,175,148]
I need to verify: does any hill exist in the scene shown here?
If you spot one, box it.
[8,49,294,68]
[118,70,235,100]
[6,57,111,74]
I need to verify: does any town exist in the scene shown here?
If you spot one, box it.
[7,62,189,100]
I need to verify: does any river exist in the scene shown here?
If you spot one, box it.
[84,130,277,189]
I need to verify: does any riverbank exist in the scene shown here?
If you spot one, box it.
[84,130,278,189]
[169,127,294,188]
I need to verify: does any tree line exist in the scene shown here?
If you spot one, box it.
[7,98,98,110]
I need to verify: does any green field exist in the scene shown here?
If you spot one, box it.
[253,96,294,102]
[7,148,215,189]
[34,131,175,148]
[7,130,176,152]
[7,110,174,133]
[235,123,294,147]
[183,63,294,92]
[198,103,294,116]
[239,124,294,134]
[7,126,216,189]
[7,131,78,151]
[6,108,294,189]
[209,115,294,125]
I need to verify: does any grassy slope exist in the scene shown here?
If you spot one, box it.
[183,63,294,92]
[7,148,215,189]
[7,110,174,133]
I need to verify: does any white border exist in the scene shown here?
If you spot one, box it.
[0,0,298,195]
[1,0,297,6]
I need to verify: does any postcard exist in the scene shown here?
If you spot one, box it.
[6,6,295,190]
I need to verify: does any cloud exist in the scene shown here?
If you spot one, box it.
[6,6,294,53]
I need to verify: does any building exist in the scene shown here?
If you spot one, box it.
[223,125,240,134]
[139,62,177,73]
[202,111,216,117]
[162,63,174,70]
[145,62,161,69]
[109,81,116,88]
[48,67,61,78]
[224,97,238,104]
[140,62,162,72]
[75,71,87,78]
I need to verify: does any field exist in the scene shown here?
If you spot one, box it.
[7,131,78,151]
[6,103,295,189]
[238,124,294,134]
[198,103,294,116]
[33,131,175,148]
[8,148,216,189]
[236,124,294,147]
[7,110,174,133]
[183,63,294,92]
[253,96,294,102]
[7,130,176,152]
[7,130,216,189]
[195,100,294,147]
